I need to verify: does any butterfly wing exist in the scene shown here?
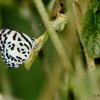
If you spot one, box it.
[0,29,35,67]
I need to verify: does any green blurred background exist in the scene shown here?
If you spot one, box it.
[0,0,53,100]
[0,0,100,100]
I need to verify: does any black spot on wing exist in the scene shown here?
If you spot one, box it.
[24,43,30,50]
[2,44,5,48]
[12,43,15,48]
[18,60,21,62]
[21,48,24,51]
[0,34,2,40]
[10,55,14,60]
[20,33,32,48]
[17,48,20,52]
[24,55,27,57]
[14,59,17,62]
[2,31,8,43]
[6,53,10,59]
[6,49,8,52]
[32,38,35,42]
[3,33,6,37]
[7,42,11,44]
[0,29,8,39]
[11,63,15,67]
[1,41,3,44]
[19,42,23,46]
[16,56,22,60]
[7,29,12,34]
[4,37,7,43]
[1,29,7,33]
[11,57,14,61]
[13,32,17,40]
[22,52,26,54]
[11,47,14,50]
[10,43,15,50]
[8,45,11,48]
[0,46,2,51]
[18,38,21,41]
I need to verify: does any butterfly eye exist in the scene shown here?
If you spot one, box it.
[0,29,35,68]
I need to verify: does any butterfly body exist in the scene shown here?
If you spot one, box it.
[0,29,35,67]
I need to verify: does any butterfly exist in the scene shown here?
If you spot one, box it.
[0,29,35,68]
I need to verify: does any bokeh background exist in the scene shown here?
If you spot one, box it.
[0,0,63,100]
[0,0,51,100]
[0,0,100,100]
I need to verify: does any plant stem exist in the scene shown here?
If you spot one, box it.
[33,0,74,74]
[84,49,96,70]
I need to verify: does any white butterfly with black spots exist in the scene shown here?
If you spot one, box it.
[0,29,35,68]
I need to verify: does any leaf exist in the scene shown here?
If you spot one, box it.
[80,0,100,58]
[24,32,48,70]
[51,13,69,31]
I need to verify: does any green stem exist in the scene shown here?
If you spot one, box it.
[33,0,74,73]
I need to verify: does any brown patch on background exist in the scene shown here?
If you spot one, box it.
[51,0,65,19]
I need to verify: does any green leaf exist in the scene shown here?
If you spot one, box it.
[24,31,48,70]
[80,0,100,58]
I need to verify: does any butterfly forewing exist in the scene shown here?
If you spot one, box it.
[0,29,35,68]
